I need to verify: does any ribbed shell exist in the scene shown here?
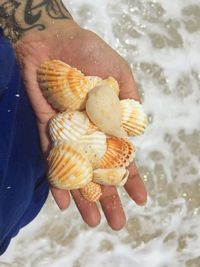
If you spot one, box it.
[99,137,135,168]
[49,111,90,142]
[37,60,90,111]
[80,182,102,202]
[47,142,93,190]
[72,131,107,169]
[93,168,129,186]
[120,99,148,136]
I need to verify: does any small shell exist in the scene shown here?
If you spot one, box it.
[99,137,135,168]
[120,99,148,136]
[86,85,127,138]
[86,76,120,96]
[72,131,107,169]
[86,76,102,91]
[48,142,93,190]
[99,77,120,96]
[80,181,102,202]
[93,168,129,186]
[49,111,90,142]
[37,60,90,111]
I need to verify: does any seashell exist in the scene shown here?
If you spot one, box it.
[93,168,129,186]
[86,85,127,138]
[49,111,90,142]
[99,137,135,169]
[86,76,102,91]
[47,142,93,190]
[86,76,120,96]
[120,99,148,136]
[37,60,91,111]
[80,181,102,202]
[72,131,107,169]
[87,119,99,134]
[99,77,120,96]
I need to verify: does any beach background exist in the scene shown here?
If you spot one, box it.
[1,0,200,266]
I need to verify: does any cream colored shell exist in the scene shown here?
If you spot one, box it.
[86,76,119,95]
[86,85,127,138]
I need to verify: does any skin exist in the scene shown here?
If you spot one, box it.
[13,19,147,230]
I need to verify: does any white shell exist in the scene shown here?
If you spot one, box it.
[49,111,90,142]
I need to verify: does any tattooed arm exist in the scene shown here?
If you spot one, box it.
[0,0,147,230]
[0,0,72,42]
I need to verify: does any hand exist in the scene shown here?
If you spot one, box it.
[14,21,147,230]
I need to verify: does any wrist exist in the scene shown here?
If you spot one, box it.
[0,0,73,43]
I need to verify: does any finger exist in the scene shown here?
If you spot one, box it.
[71,189,101,227]
[119,63,140,101]
[124,163,147,205]
[51,187,71,210]
[100,186,126,230]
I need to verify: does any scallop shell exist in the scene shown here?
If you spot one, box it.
[48,142,93,190]
[99,137,135,168]
[72,131,107,169]
[120,99,148,136]
[86,85,127,138]
[80,181,102,202]
[49,111,90,142]
[93,168,129,186]
[37,60,90,111]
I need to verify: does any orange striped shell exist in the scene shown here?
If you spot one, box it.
[48,142,93,190]
[80,182,102,202]
[120,99,148,136]
[37,60,91,111]
[99,137,135,168]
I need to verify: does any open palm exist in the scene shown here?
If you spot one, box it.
[14,23,147,230]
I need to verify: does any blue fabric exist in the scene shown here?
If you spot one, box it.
[0,31,49,255]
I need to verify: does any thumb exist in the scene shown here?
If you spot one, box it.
[119,64,140,102]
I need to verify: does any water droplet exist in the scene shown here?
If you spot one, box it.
[15,94,20,97]
[6,186,11,190]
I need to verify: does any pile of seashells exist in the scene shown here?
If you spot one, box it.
[37,60,147,202]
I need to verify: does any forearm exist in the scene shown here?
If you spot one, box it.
[0,0,73,42]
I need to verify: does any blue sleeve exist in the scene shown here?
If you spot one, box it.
[0,31,49,255]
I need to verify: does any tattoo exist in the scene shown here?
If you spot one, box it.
[0,0,72,42]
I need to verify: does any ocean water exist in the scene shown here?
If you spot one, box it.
[1,0,200,266]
